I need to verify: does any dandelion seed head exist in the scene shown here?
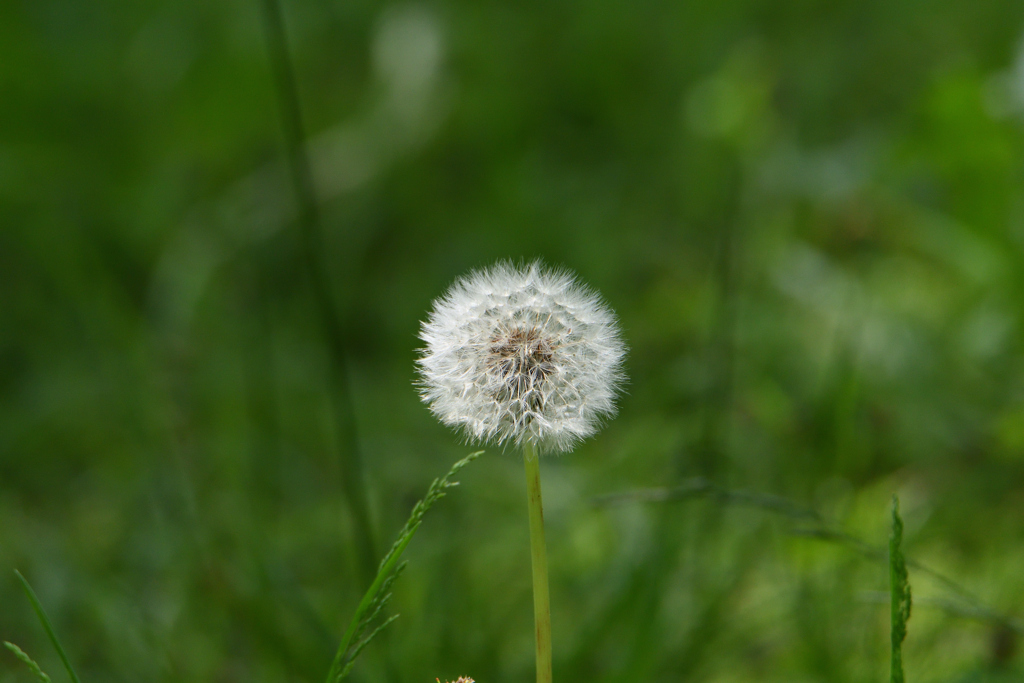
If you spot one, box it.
[417,261,626,453]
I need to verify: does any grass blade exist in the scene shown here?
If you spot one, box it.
[14,570,82,683]
[324,451,482,683]
[258,0,378,587]
[4,641,52,683]
[889,496,912,683]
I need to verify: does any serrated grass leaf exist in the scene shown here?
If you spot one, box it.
[4,641,52,683]
[341,612,402,678]
[324,451,481,683]
[890,495,912,683]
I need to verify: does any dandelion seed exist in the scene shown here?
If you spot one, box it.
[417,260,626,453]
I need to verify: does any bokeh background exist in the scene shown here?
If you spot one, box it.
[4,0,1024,681]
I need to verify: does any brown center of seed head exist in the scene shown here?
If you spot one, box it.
[487,326,556,411]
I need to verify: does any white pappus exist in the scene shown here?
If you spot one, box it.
[416,260,626,453]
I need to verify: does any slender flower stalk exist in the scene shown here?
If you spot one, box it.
[417,261,625,683]
[523,442,552,683]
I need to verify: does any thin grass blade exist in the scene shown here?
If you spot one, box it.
[13,570,81,683]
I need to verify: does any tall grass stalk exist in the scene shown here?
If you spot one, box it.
[257,0,377,584]
[524,443,553,683]
[324,451,481,683]
[889,496,911,683]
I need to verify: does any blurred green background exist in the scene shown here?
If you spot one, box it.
[4,0,1024,681]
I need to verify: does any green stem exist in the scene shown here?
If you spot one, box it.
[524,443,553,683]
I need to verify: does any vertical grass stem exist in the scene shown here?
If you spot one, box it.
[889,495,911,683]
[257,0,377,583]
[524,444,553,683]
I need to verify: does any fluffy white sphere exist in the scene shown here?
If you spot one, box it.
[417,261,626,453]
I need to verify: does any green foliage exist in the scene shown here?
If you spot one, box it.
[324,451,482,683]
[4,0,1024,681]
[3,642,52,683]
[890,496,912,683]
